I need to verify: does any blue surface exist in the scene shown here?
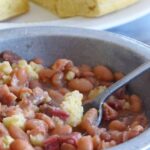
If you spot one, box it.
[108,13,150,45]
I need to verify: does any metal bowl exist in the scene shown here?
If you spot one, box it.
[0,26,149,150]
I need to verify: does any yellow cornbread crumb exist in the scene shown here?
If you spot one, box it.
[61,90,83,127]
[14,60,43,79]
[0,61,12,75]
[66,71,75,80]
[2,135,14,149]
[88,86,106,99]
[30,134,45,146]
[3,114,26,129]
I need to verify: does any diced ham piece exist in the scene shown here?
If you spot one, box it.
[28,87,51,105]
[44,133,81,150]
[40,105,69,121]
[10,68,29,87]
[52,59,73,71]
[44,135,60,150]
[103,103,118,121]
[0,51,22,64]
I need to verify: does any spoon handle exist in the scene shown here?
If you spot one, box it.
[96,61,150,126]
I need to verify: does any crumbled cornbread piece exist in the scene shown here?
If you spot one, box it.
[88,86,106,99]
[2,135,14,149]
[61,90,83,127]
[30,134,45,146]
[3,114,26,129]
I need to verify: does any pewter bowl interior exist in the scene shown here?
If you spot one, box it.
[0,26,149,150]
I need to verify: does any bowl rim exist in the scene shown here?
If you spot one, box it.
[0,26,149,150]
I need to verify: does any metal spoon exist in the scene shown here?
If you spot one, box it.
[83,61,150,126]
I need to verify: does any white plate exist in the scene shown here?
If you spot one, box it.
[1,0,150,30]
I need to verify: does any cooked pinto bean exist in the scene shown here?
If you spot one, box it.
[109,120,126,131]
[8,125,29,141]
[48,89,64,103]
[85,77,98,85]
[79,64,92,72]
[114,72,124,81]
[10,139,34,150]
[39,68,55,83]
[81,108,98,135]
[68,78,93,93]
[52,59,73,71]
[77,136,93,150]
[100,131,112,141]
[80,71,94,77]
[93,65,114,81]
[25,119,48,134]
[101,140,116,149]
[61,143,76,150]
[51,72,64,88]
[11,68,29,86]
[51,124,72,135]
[130,95,142,113]
[110,130,123,144]
[132,114,148,127]
[103,103,118,121]
[0,85,16,106]
[29,79,42,89]
[58,88,70,95]
[35,113,55,130]
[92,135,101,150]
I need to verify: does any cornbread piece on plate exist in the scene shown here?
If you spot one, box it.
[0,0,29,21]
[31,0,139,18]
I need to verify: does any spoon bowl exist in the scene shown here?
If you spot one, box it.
[84,61,150,126]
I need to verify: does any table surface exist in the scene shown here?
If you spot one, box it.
[108,13,150,46]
